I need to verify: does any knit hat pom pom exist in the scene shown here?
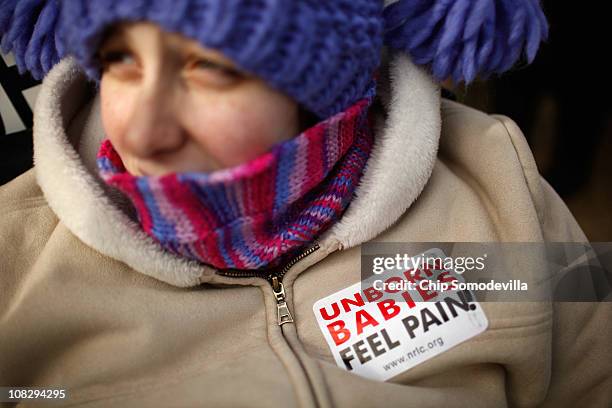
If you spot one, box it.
[0,0,63,79]
[383,0,549,83]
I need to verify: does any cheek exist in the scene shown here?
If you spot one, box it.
[187,90,299,167]
[100,78,134,150]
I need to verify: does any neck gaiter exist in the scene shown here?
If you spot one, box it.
[97,84,375,271]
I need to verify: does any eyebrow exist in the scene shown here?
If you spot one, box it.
[98,23,245,73]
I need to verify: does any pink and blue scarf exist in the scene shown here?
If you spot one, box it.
[97,85,375,271]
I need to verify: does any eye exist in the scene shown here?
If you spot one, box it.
[99,50,137,70]
[185,57,243,87]
[194,59,224,71]
[99,49,141,80]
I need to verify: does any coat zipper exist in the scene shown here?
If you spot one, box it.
[271,276,293,325]
[216,242,321,326]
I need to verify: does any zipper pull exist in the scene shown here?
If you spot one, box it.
[271,276,293,326]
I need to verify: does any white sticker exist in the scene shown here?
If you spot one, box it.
[313,248,488,381]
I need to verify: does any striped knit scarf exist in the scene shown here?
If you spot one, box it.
[97,85,375,271]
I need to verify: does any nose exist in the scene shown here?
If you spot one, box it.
[122,80,186,158]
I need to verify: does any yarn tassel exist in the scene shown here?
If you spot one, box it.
[0,0,63,79]
[383,0,549,83]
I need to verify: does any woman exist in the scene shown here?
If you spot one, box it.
[0,0,609,407]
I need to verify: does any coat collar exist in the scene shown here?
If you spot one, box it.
[33,54,440,287]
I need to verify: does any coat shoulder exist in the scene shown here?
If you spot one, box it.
[439,98,537,170]
[440,98,546,170]
[436,99,586,242]
[439,99,545,219]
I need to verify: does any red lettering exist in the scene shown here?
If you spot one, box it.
[401,291,416,309]
[403,267,415,276]
[421,266,434,277]
[403,268,437,301]
[403,268,421,285]
[363,286,383,302]
[355,310,379,335]
[437,271,457,284]
[341,293,365,313]
[418,285,437,301]
[319,302,340,321]
[377,299,401,320]
[327,320,351,346]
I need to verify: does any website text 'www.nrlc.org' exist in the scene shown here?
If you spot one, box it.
[382,337,444,372]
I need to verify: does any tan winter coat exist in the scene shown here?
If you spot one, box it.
[0,54,610,407]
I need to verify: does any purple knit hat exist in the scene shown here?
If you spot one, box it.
[1,0,548,118]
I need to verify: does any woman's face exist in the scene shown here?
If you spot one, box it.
[99,23,300,176]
